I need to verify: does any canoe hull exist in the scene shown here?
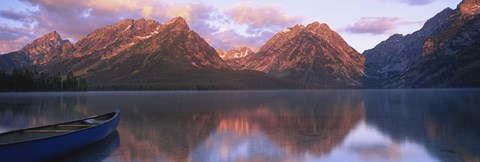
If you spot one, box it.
[0,111,120,162]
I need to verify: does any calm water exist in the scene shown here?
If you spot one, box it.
[1,90,480,162]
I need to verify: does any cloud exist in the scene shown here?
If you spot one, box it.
[0,25,33,41]
[0,9,35,28]
[21,0,141,39]
[395,0,436,6]
[341,17,422,35]
[173,3,223,38]
[0,25,35,54]
[0,37,31,54]
[212,3,302,50]
[224,4,302,35]
[0,0,218,52]
[0,0,300,53]
[0,9,34,23]
[17,0,224,40]
[209,30,274,51]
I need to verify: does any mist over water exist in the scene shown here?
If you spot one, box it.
[0,89,479,162]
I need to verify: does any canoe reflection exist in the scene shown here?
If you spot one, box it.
[1,90,480,162]
[57,130,120,162]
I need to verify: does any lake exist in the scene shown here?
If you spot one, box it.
[1,89,480,162]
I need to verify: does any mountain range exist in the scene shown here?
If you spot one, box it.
[216,47,254,61]
[0,0,479,89]
[364,0,480,88]
[227,22,365,88]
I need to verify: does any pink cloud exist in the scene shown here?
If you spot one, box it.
[342,17,400,35]
[0,0,218,53]
[16,0,224,41]
[0,37,31,54]
[341,17,423,35]
[209,29,274,51]
[396,0,436,6]
[208,3,303,50]
[21,0,139,39]
[0,25,35,54]
[224,4,302,35]
[0,0,301,53]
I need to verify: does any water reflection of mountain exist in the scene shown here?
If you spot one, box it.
[251,96,365,157]
[2,90,480,161]
[112,91,366,161]
[363,90,480,162]
[0,93,90,131]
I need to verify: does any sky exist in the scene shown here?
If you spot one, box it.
[0,0,461,54]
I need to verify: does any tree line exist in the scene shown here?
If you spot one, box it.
[0,70,87,92]
[89,83,244,91]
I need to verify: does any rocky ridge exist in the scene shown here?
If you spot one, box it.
[364,0,480,88]
[237,22,365,88]
[0,31,73,71]
[217,47,255,60]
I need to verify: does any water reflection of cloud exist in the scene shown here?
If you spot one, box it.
[348,143,400,160]
[106,125,167,162]
[183,96,367,162]
[190,130,316,162]
[191,131,280,161]
[326,122,438,162]
[3,90,478,161]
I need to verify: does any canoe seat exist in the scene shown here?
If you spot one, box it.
[23,130,73,133]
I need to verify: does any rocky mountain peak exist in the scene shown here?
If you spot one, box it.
[306,22,330,31]
[118,18,134,25]
[389,33,404,39]
[419,0,478,57]
[137,17,146,22]
[22,31,65,51]
[421,8,454,32]
[146,19,157,25]
[239,22,365,88]
[458,0,480,15]
[118,18,161,31]
[98,16,228,71]
[47,31,61,39]
[284,24,305,32]
[15,31,74,65]
[30,31,62,45]
[131,18,159,27]
[364,0,480,88]
[276,22,335,41]
[164,16,189,30]
[218,46,255,60]
[364,5,459,78]
[71,18,162,59]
